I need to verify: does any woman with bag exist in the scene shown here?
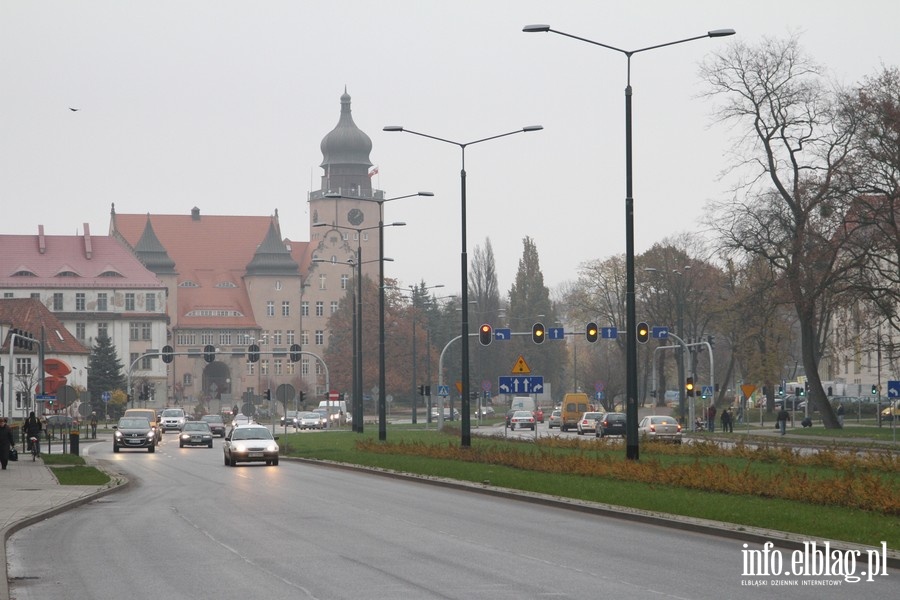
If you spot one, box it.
[0,417,16,469]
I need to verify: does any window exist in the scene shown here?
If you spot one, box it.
[330,301,339,314]
[75,323,86,341]
[146,294,156,312]
[130,352,138,368]
[319,274,326,290]
[261,360,269,376]
[3,293,12,299]
[315,330,324,345]
[286,362,295,375]
[176,331,196,346]
[261,331,270,346]
[301,330,309,346]
[76,293,85,311]
[341,274,349,290]
[30,292,40,300]
[15,391,28,411]
[219,331,232,346]
[183,373,193,387]
[125,293,135,311]
[201,331,214,345]
[275,280,283,291]
[97,322,108,339]
[302,358,309,376]
[301,301,309,316]
[286,330,295,345]
[273,330,283,346]
[130,322,151,341]
[315,301,324,316]
[266,301,275,317]
[247,362,255,376]
[97,293,108,311]
[53,293,64,310]
[275,360,283,376]
[15,357,32,376]
[282,300,290,317]
[141,355,152,370]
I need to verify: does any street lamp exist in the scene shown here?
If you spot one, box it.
[324,191,432,441]
[524,24,734,460]
[384,125,542,447]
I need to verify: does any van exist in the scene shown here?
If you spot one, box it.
[123,408,161,444]
[560,392,591,432]
[318,400,347,424]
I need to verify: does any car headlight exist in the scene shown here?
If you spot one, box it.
[147,431,155,439]
[266,443,279,453]
[114,431,123,439]
[180,433,190,440]
[234,443,247,453]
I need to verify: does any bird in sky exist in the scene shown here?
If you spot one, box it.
[69,107,79,111]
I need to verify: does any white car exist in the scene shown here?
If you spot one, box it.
[160,408,187,432]
[298,411,326,430]
[509,410,535,431]
[638,415,683,443]
[576,412,604,435]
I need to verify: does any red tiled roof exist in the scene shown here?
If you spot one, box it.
[0,298,90,355]
[0,234,165,289]
[112,211,311,329]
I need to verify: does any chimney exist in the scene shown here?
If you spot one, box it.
[83,223,93,259]
[191,207,200,220]
[38,225,46,254]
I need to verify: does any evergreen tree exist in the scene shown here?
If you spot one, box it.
[87,335,127,414]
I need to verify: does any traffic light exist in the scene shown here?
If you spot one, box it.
[798,385,805,397]
[289,343,302,362]
[264,389,271,402]
[685,377,695,397]
[636,322,650,344]
[299,391,305,404]
[586,322,598,343]
[248,344,260,363]
[418,384,425,396]
[532,322,545,344]
[161,345,174,364]
[479,323,492,346]
[203,344,215,363]
[871,384,878,396]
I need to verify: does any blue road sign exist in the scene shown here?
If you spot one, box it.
[888,380,900,398]
[547,327,565,340]
[601,327,618,339]
[494,328,511,341]
[651,326,669,339]
[35,394,55,401]
[701,385,713,397]
[438,385,450,397]
[498,376,544,394]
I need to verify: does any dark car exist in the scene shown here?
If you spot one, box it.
[223,424,279,467]
[200,414,227,437]
[595,412,627,438]
[113,417,156,453]
[179,421,214,448]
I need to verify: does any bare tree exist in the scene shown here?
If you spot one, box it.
[700,35,868,428]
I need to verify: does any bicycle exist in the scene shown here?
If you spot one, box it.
[29,436,40,461]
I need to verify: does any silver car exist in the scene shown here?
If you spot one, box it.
[638,415,683,443]
[298,411,325,430]
[223,424,279,466]
[576,412,604,435]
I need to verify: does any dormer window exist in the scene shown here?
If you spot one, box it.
[179,281,199,288]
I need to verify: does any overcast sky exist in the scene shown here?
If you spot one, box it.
[1,1,897,299]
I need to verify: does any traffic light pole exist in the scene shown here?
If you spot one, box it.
[651,335,713,429]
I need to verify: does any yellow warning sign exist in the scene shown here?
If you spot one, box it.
[741,384,757,399]
[512,356,531,374]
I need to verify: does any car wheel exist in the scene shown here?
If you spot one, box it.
[272,458,279,466]
[577,429,583,435]
[113,444,119,453]
[179,442,184,448]
[224,454,229,466]
[510,424,515,431]
[148,445,155,453]
[208,441,213,448]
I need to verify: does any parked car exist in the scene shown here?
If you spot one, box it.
[298,411,326,430]
[113,417,156,453]
[179,421,214,448]
[576,411,604,435]
[509,410,535,431]
[201,414,227,437]
[160,408,187,432]
[223,424,279,466]
[548,409,562,429]
[595,412,627,438]
[475,405,496,418]
[44,415,75,429]
[638,415,683,443]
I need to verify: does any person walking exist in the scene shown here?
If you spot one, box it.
[707,404,717,433]
[721,408,733,433]
[0,417,16,469]
[776,407,790,435]
[24,411,42,452]
[90,412,98,439]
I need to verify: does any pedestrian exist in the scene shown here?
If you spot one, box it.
[707,404,717,433]
[721,408,733,433]
[776,407,790,435]
[836,403,845,428]
[24,411,42,451]
[0,417,16,469]
[90,412,98,439]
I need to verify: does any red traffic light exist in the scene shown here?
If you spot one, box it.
[479,323,493,346]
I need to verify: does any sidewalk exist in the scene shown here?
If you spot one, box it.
[0,437,127,600]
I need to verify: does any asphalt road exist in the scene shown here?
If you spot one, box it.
[7,433,896,599]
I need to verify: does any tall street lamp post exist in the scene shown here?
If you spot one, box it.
[384,125,542,447]
[324,191,433,441]
[523,24,734,460]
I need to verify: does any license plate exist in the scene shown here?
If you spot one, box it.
[249,452,263,458]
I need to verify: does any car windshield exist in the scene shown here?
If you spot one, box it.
[606,413,625,421]
[301,413,319,419]
[119,418,150,429]
[650,416,677,425]
[584,413,603,420]
[162,409,183,417]
[231,428,273,441]
[183,423,209,432]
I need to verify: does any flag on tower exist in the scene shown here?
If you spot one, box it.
[368,166,379,178]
